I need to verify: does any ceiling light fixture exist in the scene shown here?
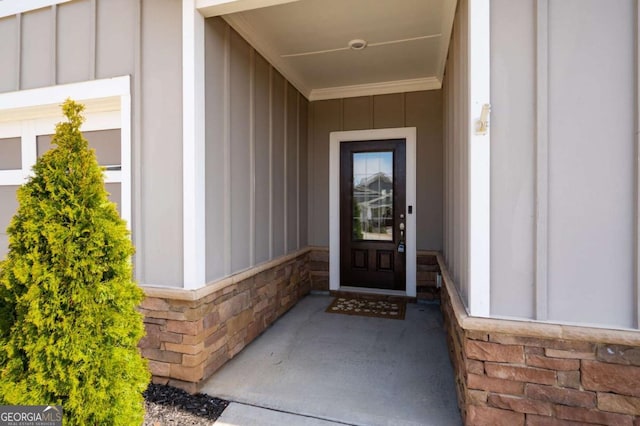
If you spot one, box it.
[348,39,367,50]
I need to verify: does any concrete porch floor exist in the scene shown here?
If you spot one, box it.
[202,294,462,426]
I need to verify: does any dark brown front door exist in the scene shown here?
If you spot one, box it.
[340,139,406,291]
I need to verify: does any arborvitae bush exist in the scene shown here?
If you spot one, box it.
[0,100,150,424]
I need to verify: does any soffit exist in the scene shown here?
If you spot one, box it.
[221,0,456,100]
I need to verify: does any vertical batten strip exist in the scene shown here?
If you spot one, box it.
[89,0,96,80]
[296,93,300,250]
[16,13,22,90]
[223,23,231,275]
[635,0,640,329]
[268,66,273,259]
[51,5,57,85]
[283,81,288,254]
[535,0,549,321]
[249,48,256,267]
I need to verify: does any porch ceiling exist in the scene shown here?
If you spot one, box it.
[220,0,456,100]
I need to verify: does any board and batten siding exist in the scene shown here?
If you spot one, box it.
[204,17,309,282]
[443,0,470,310]
[487,0,638,329]
[0,0,185,288]
[307,91,444,252]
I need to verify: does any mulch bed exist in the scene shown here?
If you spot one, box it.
[325,296,406,320]
[144,383,229,423]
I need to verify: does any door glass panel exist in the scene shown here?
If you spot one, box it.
[352,151,393,241]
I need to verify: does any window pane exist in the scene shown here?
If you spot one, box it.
[0,137,21,170]
[37,129,121,169]
[105,183,121,216]
[0,185,19,259]
[352,151,393,241]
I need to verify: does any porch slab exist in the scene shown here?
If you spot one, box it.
[216,403,347,426]
[203,294,461,426]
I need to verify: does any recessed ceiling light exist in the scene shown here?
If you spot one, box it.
[348,39,367,50]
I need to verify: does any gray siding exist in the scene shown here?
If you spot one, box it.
[204,17,227,281]
[488,0,637,328]
[254,54,271,264]
[21,8,52,89]
[230,30,252,273]
[0,16,18,92]
[57,0,92,84]
[271,72,285,258]
[443,0,470,309]
[546,0,635,327]
[0,0,184,288]
[204,17,308,282]
[138,0,184,287]
[490,0,536,319]
[96,0,137,79]
[308,92,444,251]
[0,0,137,91]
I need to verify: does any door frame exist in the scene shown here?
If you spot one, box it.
[330,127,417,297]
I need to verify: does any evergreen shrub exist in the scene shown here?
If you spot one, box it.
[0,100,150,425]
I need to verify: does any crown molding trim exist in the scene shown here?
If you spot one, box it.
[197,0,300,17]
[309,77,442,101]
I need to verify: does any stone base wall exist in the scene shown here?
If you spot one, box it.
[308,248,441,299]
[439,255,640,426]
[309,248,329,291]
[417,251,440,301]
[138,251,311,393]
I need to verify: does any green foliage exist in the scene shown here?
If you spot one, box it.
[0,100,150,425]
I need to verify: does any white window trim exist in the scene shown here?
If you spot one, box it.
[0,0,71,18]
[0,76,132,229]
[329,127,417,298]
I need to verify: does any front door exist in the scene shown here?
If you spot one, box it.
[340,139,406,291]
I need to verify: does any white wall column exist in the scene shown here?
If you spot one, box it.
[182,0,206,289]
[468,0,491,317]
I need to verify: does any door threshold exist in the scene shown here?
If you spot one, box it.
[336,286,411,297]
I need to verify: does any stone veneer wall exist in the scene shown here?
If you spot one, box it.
[138,250,311,393]
[439,254,640,426]
[308,247,440,300]
[309,247,329,291]
[417,251,440,301]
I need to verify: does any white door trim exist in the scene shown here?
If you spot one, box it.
[329,127,417,297]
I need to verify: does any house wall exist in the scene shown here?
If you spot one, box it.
[443,0,470,309]
[488,0,637,328]
[204,17,309,283]
[307,91,444,251]
[0,0,184,287]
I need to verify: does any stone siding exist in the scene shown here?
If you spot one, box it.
[309,248,329,291]
[308,248,440,299]
[417,251,440,301]
[440,256,640,425]
[138,252,310,393]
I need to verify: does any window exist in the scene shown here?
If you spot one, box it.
[0,76,131,259]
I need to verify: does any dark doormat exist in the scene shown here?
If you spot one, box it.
[325,296,406,320]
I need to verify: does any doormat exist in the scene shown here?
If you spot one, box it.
[325,297,406,320]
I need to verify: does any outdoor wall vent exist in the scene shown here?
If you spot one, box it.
[348,39,367,50]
